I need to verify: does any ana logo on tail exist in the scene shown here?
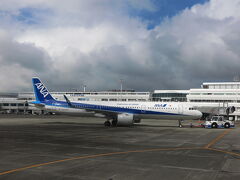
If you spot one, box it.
[35,83,49,98]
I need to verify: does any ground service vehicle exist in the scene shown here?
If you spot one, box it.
[204,116,234,128]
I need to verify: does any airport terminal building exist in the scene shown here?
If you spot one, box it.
[152,82,240,103]
[0,91,150,114]
[188,82,240,103]
[152,82,240,120]
[18,91,150,102]
[1,81,240,120]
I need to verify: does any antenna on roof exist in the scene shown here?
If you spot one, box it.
[233,75,240,82]
[83,85,86,92]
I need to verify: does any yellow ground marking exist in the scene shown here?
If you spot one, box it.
[0,127,237,176]
[207,148,240,157]
[203,128,240,157]
[0,147,201,176]
[204,129,232,149]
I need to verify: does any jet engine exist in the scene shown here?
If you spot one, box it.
[226,106,236,115]
[115,113,134,126]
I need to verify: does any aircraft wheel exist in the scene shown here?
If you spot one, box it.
[112,120,118,127]
[104,121,111,127]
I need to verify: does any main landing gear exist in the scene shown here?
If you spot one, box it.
[104,120,111,127]
[104,120,118,127]
[111,120,118,127]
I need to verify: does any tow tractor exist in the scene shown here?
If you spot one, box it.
[204,116,235,128]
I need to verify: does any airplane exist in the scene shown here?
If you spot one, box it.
[31,77,202,127]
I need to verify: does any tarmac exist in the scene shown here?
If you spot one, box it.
[0,115,239,180]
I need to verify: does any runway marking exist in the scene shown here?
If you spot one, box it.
[0,147,201,176]
[204,129,232,149]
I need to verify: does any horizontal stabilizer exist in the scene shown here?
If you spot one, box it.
[30,101,45,108]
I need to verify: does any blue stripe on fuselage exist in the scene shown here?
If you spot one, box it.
[39,100,185,116]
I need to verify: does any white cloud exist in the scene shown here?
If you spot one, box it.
[0,64,33,92]
[191,0,240,20]
[0,28,51,91]
[0,0,240,91]
[17,22,148,56]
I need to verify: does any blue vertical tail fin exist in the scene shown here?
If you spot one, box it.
[32,77,55,102]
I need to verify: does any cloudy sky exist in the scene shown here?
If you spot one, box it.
[0,0,240,92]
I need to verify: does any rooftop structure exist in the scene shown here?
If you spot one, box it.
[201,82,240,89]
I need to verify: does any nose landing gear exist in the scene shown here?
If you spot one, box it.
[178,120,183,128]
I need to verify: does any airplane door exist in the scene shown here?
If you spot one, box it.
[141,105,146,113]
[178,104,183,114]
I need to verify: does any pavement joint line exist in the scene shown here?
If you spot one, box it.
[204,129,232,149]
[0,147,202,176]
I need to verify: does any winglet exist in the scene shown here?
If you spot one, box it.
[64,95,74,107]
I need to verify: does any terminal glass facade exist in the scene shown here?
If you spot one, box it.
[152,93,187,102]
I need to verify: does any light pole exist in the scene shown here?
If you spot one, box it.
[120,79,123,101]
[120,79,123,92]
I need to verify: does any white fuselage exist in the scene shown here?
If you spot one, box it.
[43,100,202,120]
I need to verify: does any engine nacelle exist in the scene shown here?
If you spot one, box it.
[116,113,134,126]
[226,106,236,115]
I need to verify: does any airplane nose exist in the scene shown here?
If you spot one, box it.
[196,111,202,119]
